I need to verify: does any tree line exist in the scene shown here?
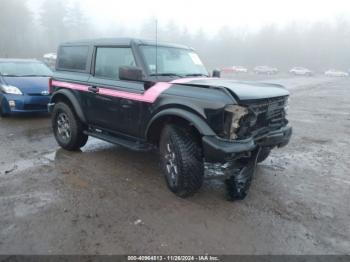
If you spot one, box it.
[0,0,349,71]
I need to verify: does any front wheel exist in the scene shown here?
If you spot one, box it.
[159,125,204,198]
[52,102,88,151]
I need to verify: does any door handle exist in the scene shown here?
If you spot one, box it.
[88,86,99,93]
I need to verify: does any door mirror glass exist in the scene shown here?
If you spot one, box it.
[119,66,143,81]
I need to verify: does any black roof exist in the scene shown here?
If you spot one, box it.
[60,37,191,49]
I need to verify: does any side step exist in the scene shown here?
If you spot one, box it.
[84,130,153,152]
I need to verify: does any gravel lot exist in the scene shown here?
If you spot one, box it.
[0,76,349,255]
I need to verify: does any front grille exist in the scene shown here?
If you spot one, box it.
[237,96,288,138]
[23,104,48,110]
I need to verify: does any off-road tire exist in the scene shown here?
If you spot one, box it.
[159,125,204,198]
[52,102,88,151]
[257,147,271,163]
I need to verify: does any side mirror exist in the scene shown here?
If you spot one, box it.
[212,69,221,78]
[119,66,143,81]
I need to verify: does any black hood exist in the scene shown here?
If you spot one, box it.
[177,78,289,101]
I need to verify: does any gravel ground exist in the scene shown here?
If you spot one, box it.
[0,76,349,255]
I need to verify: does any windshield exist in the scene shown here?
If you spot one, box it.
[0,62,52,77]
[140,45,208,77]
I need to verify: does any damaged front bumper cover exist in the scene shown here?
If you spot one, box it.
[202,126,292,201]
[202,125,292,162]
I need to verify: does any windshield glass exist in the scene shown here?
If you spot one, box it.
[140,45,208,76]
[0,62,52,76]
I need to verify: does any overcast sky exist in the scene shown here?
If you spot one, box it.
[28,0,350,33]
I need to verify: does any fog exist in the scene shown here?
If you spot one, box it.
[1,0,350,71]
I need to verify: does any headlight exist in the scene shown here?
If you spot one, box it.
[1,85,23,95]
[223,105,248,140]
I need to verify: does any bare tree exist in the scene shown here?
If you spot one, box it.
[0,0,34,57]
[39,0,67,52]
[1,0,350,72]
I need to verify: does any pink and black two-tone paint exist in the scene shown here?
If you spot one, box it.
[50,76,235,138]
[51,77,210,103]
[49,38,292,200]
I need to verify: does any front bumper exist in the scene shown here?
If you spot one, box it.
[1,94,50,114]
[203,126,292,162]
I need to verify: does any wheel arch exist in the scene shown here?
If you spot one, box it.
[50,89,86,123]
[145,108,215,145]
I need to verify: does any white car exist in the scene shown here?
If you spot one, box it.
[43,53,57,70]
[324,69,349,77]
[290,67,313,76]
[222,66,248,73]
[254,66,278,75]
[235,66,248,73]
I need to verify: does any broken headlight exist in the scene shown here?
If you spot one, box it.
[223,105,249,140]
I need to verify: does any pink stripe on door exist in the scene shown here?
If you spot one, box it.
[52,77,211,103]
[98,82,172,103]
[51,80,90,92]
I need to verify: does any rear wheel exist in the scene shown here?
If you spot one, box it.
[52,102,88,151]
[159,125,204,198]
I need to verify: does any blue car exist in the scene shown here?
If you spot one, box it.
[0,59,52,116]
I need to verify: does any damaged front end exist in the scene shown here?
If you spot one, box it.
[203,96,292,201]
[205,147,261,200]
[222,105,249,140]
[225,147,261,200]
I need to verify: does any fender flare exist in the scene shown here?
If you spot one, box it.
[50,89,87,123]
[145,108,216,138]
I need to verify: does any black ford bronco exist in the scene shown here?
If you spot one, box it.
[49,38,292,200]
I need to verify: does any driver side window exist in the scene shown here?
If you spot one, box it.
[94,47,136,80]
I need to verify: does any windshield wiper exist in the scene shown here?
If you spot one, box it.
[185,73,209,77]
[149,73,183,77]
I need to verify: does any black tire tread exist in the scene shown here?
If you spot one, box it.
[160,125,204,198]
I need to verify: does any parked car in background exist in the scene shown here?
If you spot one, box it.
[222,66,248,73]
[0,59,52,117]
[324,69,349,77]
[254,66,278,75]
[43,53,57,70]
[289,67,313,76]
